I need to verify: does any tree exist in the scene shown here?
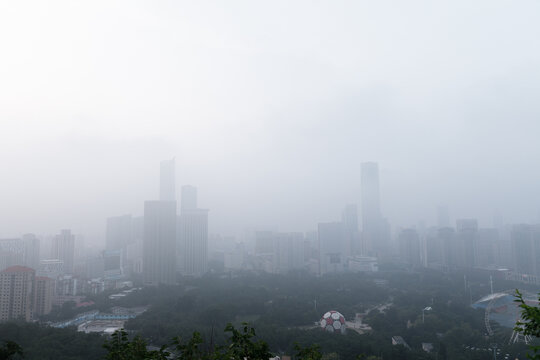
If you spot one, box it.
[0,341,23,360]
[515,290,540,359]
[294,343,323,360]
[103,329,169,360]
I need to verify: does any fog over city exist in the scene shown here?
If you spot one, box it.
[2,0,540,243]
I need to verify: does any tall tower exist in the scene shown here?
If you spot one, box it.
[0,266,35,322]
[160,158,176,202]
[52,230,75,274]
[342,204,360,256]
[178,209,208,276]
[361,162,382,255]
[143,201,177,285]
[178,185,208,276]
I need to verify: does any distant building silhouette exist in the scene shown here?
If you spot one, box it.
[52,230,75,274]
[143,200,177,285]
[318,222,346,274]
[178,209,208,276]
[361,162,384,256]
[341,204,360,257]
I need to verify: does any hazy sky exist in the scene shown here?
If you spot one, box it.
[1,1,540,242]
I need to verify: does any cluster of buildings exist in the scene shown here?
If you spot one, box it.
[3,158,540,323]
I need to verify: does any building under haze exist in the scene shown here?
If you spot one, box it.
[456,219,478,269]
[0,238,24,272]
[361,162,384,256]
[0,266,35,322]
[318,222,346,274]
[178,186,208,277]
[51,230,75,274]
[341,204,360,257]
[143,201,177,285]
[106,214,132,269]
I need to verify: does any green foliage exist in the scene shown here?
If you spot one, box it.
[295,343,323,360]
[0,341,23,360]
[515,289,540,359]
[103,329,169,360]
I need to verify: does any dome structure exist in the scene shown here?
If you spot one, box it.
[320,310,346,334]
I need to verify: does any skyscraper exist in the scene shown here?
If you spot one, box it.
[318,222,346,274]
[178,209,208,276]
[456,219,478,269]
[341,204,360,256]
[181,185,197,212]
[143,200,177,285]
[106,214,132,265]
[33,276,54,317]
[0,266,35,322]
[361,162,382,255]
[52,230,75,274]
[160,158,176,202]
[22,234,40,271]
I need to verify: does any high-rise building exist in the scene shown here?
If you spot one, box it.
[160,158,176,202]
[456,219,478,269]
[0,266,35,322]
[181,185,197,212]
[361,162,383,255]
[143,201,177,285]
[106,214,132,265]
[33,276,54,317]
[318,222,346,274]
[511,224,540,277]
[52,230,75,274]
[342,204,360,256]
[22,234,40,271]
[0,239,24,271]
[178,209,208,276]
[398,228,422,267]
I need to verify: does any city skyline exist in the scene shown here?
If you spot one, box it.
[2,1,540,242]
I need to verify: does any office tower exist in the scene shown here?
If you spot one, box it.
[0,239,24,271]
[511,224,540,277]
[456,219,478,269]
[439,227,457,270]
[318,222,346,274]
[143,201,177,285]
[398,228,421,267]
[273,232,305,273]
[361,162,383,255]
[181,185,198,212]
[22,234,40,271]
[178,209,208,276]
[160,158,176,201]
[33,276,54,317]
[0,266,35,322]
[52,230,75,274]
[106,214,132,265]
[128,216,144,274]
[342,204,360,256]
[437,206,450,228]
[476,228,499,268]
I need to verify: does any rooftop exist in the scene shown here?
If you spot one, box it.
[1,265,35,273]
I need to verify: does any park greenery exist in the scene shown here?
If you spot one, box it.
[0,268,537,359]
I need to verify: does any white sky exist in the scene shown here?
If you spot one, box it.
[1,0,540,242]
